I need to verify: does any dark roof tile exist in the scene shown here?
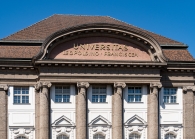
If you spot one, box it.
[1,15,183,45]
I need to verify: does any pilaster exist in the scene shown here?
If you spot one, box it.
[0,84,8,139]
[147,82,162,139]
[76,82,89,139]
[112,82,126,139]
[183,86,195,138]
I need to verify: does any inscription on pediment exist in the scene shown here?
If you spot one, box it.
[49,37,151,61]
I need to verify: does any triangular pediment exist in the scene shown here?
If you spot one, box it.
[89,115,111,126]
[52,115,75,126]
[125,115,147,126]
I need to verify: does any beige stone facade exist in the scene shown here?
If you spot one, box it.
[0,15,195,139]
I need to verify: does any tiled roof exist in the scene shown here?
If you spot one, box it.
[0,45,193,61]
[163,49,194,61]
[1,14,183,45]
[0,14,193,61]
[0,46,40,58]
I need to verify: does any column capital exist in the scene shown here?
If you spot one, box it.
[183,86,195,92]
[114,82,126,88]
[42,82,52,88]
[34,81,52,91]
[77,82,89,88]
[0,84,8,91]
[150,82,162,88]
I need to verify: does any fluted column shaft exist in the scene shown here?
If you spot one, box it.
[76,82,89,139]
[183,86,195,138]
[147,83,161,139]
[35,82,51,139]
[112,82,126,139]
[0,84,8,139]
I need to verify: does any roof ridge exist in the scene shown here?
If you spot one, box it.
[1,14,57,40]
[106,16,184,45]
[55,14,107,17]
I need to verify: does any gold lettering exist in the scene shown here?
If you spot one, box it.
[69,51,73,55]
[64,50,68,55]
[78,51,82,56]
[100,45,105,50]
[80,44,85,50]
[95,44,99,50]
[73,44,79,50]
[118,45,123,51]
[124,45,128,51]
[88,44,95,50]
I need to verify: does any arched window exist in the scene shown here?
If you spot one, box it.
[129,133,141,139]
[15,136,27,139]
[57,134,69,139]
[165,133,176,139]
[93,134,105,139]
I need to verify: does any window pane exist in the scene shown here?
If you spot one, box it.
[22,87,29,94]
[128,87,134,93]
[164,96,169,103]
[63,95,70,102]
[99,95,106,102]
[128,95,134,102]
[135,87,141,93]
[135,95,141,102]
[14,96,20,103]
[92,95,98,102]
[22,96,29,103]
[171,96,176,103]
[55,95,62,102]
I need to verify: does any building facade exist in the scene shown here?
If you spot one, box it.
[0,15,195,139]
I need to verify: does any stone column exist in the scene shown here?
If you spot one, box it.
[147,83,162,139]
[34,82,42,139]
[0,84,8,139]
[183,86,195,138]
[112,82,126,139]
[35,82,51,139]
[76,82,89,139]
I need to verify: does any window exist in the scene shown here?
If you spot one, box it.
[163,88,177,103]
[128,87,142,102]
[92,86,106,102]
[16,136,27,139]
[14,87,29,104]
[57,134,69,139]
[165,133,176,139]
[55,86,70,103]
[93,134,105,139]
[129,133,141,139]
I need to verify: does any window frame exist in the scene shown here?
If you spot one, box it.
[13,87,29,104]
[163,88,177,104]
[92,86,107,103]
[127,86,142,103]
[129,133,141,139]
[55,86,71,103]
[164,133,176,139]
[93,133,105,139]
[56,134,69,139]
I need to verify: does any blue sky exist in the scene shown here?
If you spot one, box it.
[0,0,195,57]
